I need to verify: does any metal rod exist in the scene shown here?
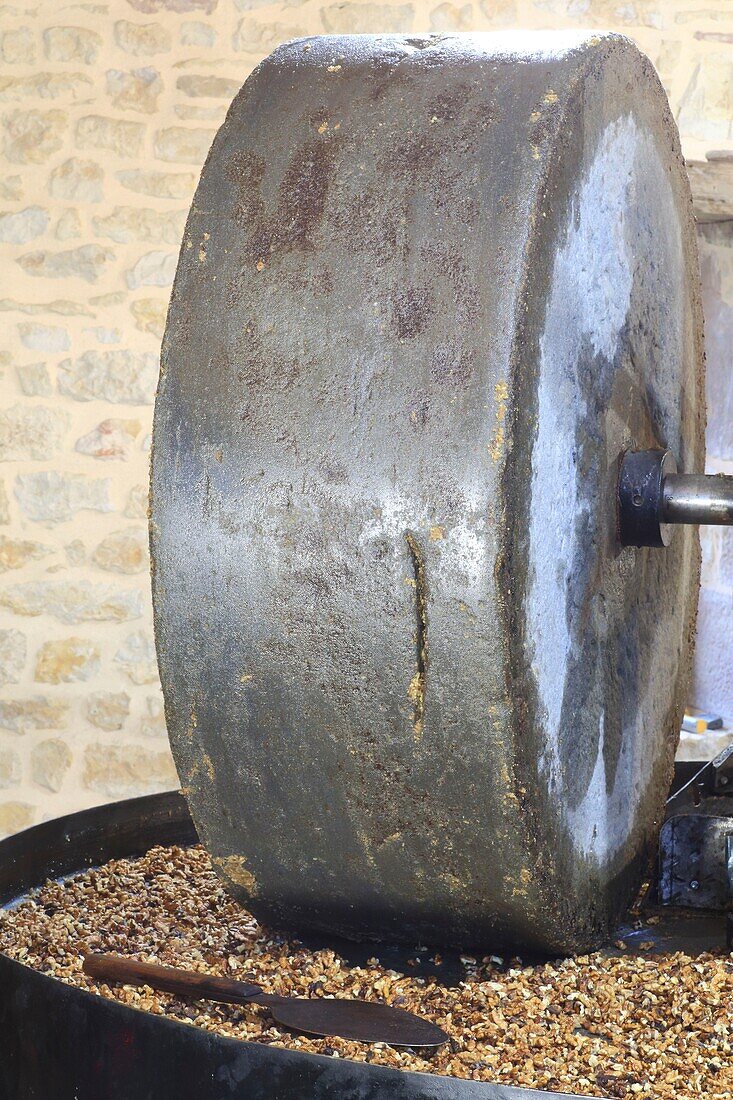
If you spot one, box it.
[662,474,733,526]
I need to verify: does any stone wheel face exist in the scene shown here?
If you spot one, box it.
[151,33,704,954]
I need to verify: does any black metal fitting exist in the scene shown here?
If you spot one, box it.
[617,449,676,548]
[618,448,733,547]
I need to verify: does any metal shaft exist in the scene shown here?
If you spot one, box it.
[662,474,733,526]
[618,450,733,547]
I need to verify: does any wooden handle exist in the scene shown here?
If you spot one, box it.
[83,953,263,1007]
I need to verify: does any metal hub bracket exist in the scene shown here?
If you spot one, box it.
[618,449,733,547]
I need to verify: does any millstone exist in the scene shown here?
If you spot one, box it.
[151,31,704,954]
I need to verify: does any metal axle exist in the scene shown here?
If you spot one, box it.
[618,449,733,547]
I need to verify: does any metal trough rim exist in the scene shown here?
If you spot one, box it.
[0,781,715,1100]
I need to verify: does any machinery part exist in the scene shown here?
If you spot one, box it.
[659,815,733,909]
[618,448,733,547]
[151,33,704,954]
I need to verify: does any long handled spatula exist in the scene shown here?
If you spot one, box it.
[83,953,450,1047]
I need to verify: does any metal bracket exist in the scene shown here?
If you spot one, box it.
[659,814,733,908]
[618,448,733,547]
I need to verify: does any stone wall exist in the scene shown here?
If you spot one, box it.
[1,0,732,835]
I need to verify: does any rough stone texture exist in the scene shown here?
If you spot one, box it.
[0,4,730,839]
[43,27,102,64]
[75,418,141,460]
[75,115,145,157]
[0,698,69,734]
[0,628,26,686]
[14,472,111,524]
[49,158,104,203]
[58,350,158,404]
[3,109,66,164]
[0,801,34,837]
[0,206,48,244]
[106,68,164,114]
[0,536,50,572]
[125,249,177,288]
[92,528,149,574]
[93,206,185,245]
[0,746,21,788]
[0,404,69,460]
[153,126,215,163]
[114,20,172,56]
[0,581,142,624]
[82,742,178,799]
[34,638,101,684]
[86,690,130,731]
[30,738,72,792]
[17,244,114,284]
[114,629,158,684]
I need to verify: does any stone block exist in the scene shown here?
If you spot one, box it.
[0,580,142,623]
[31,738,72,792]
[0,628,26,686]
[141,693,166,737]
[35,637,100,684]
[0,206,48,244]
[0,73,93,103]
[0,697,69,733]
[92,206,185,244]
[16,363,52,397]
[114,20,172,55]
[319,3,413,33]
[430,2,472,30]
[82,742,177,799]
[0,747,21,788]
[56,209,82,240]
[117,168,195,198]
[86,690,130,731]
[232,17,306,51]
[127,0,217,13]
[107,67,163,114]
[0,404,69,460]
[124,483,149,518]
[93,528,149,574]
[125,250,176,289]
[114,629,158,684]
[75,418,141,460]
[17,322,69,352]
[43,26,101,63]
[180,21,216,46]
[3,109,66,164]
[176,74,240,98]
[153,126,214,163]
[130,296,167,337]
[2,27,35,65]
[49,158,104,203]
[0,536,50,573]
[59,350,158,404]
[76,114,145,157]
[0,801,34,837]
[678,56,733,144]
[17,244,114,283]
[14,471,111,525]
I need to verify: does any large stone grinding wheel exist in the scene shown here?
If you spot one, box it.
[151,31,705,955]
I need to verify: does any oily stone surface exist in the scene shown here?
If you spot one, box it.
[0,0,730,843]
[153,34,703,953]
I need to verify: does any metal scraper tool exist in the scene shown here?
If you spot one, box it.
[82,953,450,1047]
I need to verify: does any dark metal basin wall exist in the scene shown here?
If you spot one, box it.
[0,793,580,1100]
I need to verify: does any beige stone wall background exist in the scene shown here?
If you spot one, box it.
[1,1,732,835]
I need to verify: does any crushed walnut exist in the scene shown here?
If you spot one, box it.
[1,843,731,1099]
